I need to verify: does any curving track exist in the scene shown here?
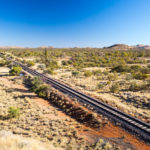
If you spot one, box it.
[12,61,150,144]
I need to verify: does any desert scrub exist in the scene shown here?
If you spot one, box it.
[0,59,11,67]
[129,82,148,91]
[24,76,52,99]
[84,70,92,77]
[36,84,52,98]
[132,72,149,80]
[27,60,35,67]
[72,71,79,77]
[30,76,43,92]
[107,72,118,81]
[46,68,55,75]
[8,107,20,118]
[110,83,119,93]
[126,73,133,81]
[94,139,112,150]
[92,69,102,76]
[111,64,130,73]
[9,65,22,76]
[97,82,107,90]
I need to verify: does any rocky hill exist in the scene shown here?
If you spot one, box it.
[106,44,150,50]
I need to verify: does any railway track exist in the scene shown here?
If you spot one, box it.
[12,61,150,144]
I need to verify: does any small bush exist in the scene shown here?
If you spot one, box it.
[141,68,150,74]
[27,61,35,67]
[129,82,148,91]
[0,60,11,67]
[110,83,119,93]
[92,69,102,76]
[30,76,43,92]
[126,73,133,81]
[72,71,79,76]
[9,66,22,76]
[47,68,55,75]
[107,72,118,81]
[84,70,92,77]
[112,65,130,73]
[129,82,138,91]
[97,82,106,89]
[36,84,51,98]
[103,70,109,75]
[130,65,141,72]
[62,60,68,66]
[132,72,149,80]
[8,107,20,118]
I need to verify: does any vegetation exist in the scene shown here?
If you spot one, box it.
[9,66,22,76]
[8,107,20,118]
[84,70,92,77]
[72,71,79,76]
[27,60,35,67]
[36,84,51,98]
[0,60,11,67]
[110,83,119,93]
[29,76,43,92]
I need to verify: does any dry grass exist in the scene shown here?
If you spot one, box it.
[0,131,63,150]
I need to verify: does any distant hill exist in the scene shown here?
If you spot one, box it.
[106,44,150,50]
[107,44,133,50]
[0,46,25,49]
[136,44,150,49]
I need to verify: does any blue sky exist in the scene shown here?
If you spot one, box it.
[0,0,150,47]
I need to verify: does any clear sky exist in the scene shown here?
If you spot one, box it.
[0,0,150,48]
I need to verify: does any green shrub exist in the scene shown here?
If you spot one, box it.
[0,60,11,67]
[92,69,102,76]
[129,82,138,91]
[107,72,118,81]
[8,107,20,118]
[72,71,79,76]
[62,60,68,66]
[0,60,6,67]
[97,82,106,89]
[30,76,43,92]
[84,70,92,77]
[141,68,150,74]
[27,61,35,67]
[132,72,149,80]
[9,66,22,76]
[126,73,133,81]
[103,70,109,76]
[47,68,54,75]
[112,65,130,73]
[129,82,148,91]
[36,84,51,98]
[130,65,141,72]
[110,83,119,93]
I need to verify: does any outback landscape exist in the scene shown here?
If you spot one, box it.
[0,45,150,150]
[0,1,150,150]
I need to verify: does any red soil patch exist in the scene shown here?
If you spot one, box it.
[98,123,150,150]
